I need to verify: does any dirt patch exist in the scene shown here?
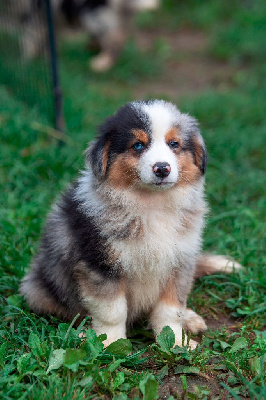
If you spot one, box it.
[135,28,207,53]
[134,28,241,100]
[158,312,242,399]
[159,373,220,399]
[205,312,242,333]
[157,312,242,399]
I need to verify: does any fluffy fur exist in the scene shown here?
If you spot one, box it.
[20,100,241,348]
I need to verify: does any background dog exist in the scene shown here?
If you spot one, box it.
[13,0,159,72]
[20,99,241,348]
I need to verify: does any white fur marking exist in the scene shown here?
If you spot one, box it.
[139,140,178,186]
[142,101,178,141]
[83,295,127,346]
[150,302,198,349]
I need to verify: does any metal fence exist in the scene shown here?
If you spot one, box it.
[0,0,63,131]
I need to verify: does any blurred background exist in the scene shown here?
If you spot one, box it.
[1,0,266,134]
[1,2,265,397]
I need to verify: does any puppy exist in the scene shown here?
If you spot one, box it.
[20,100,241,348]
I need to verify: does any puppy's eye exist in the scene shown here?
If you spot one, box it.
[132,142,145,151]
[168,141,179,150]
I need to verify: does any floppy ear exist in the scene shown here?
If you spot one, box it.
[193,136,207,175]
[187,133,207,175]
[181,114,207,175]
[85,135,110,180]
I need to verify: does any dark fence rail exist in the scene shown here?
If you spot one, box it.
[0,0,63,131]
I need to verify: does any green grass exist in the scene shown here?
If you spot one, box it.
[0,1,265,399]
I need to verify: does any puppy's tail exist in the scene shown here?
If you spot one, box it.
[195,254,242,279]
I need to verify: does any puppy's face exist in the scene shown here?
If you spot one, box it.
[88,100,206,190]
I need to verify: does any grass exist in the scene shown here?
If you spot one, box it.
[0,1,265,398]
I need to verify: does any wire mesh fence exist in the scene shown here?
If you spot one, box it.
[0,0,63,130]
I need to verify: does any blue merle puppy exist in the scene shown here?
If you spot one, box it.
[20,100,241,348]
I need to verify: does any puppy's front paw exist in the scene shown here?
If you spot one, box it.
[183,309,207,334]
[186,338,198,350]
[78,329,126,348]
[102,334,127,348]
[174,336,198,350]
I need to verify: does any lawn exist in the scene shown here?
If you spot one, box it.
[0,1,265,399]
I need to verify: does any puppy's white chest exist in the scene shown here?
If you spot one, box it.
[112,209,187,276]
[126,272,165,320]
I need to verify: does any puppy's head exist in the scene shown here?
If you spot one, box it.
[87,100,207,190]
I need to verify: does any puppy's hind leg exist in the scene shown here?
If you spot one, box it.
[195,254,242,279]
[20,269,70,319]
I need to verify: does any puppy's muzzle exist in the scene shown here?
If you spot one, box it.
[153,163,171,179]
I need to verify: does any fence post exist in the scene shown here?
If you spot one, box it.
[45,0,64,132]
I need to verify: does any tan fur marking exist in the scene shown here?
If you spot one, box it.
[131,129,150,146]
[107,153,139,188]
[178,152,201,186]
[193,137,204,171]
[160,275,182,307]
[31,288,60,314]
[20,278,71,319]
[102,141,110,174]
[165,127,181,146]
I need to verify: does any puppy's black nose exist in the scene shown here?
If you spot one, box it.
[153,162,171,178]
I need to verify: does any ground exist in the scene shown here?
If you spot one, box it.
[134,28,242,100]
[0,1,265,399]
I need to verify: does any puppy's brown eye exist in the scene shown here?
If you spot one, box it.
[168,141,179,150]
[132,142,145,151]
